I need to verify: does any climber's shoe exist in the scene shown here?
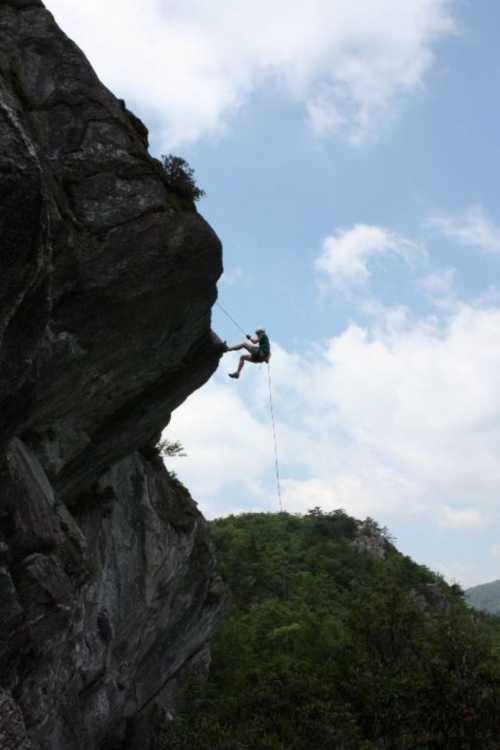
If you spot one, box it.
[228,372,239,379]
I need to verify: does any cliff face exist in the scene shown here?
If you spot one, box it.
[0,2,226,748]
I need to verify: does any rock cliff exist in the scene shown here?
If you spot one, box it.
[0,2,226,748]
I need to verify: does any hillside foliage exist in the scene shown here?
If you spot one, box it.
[161,510,500,749]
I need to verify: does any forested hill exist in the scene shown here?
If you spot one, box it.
[162,509,500,750]
[466,579,500,615]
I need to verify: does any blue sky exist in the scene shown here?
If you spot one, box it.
[47,0,500,586]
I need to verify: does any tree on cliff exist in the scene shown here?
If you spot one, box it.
[161,154,206,202]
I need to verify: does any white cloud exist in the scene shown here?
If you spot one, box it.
[221,266,244,286]
[171,301,500,534]
[165,381,272,503]
[490,544,500,562]
[45,0,455,148]
[165,298,500,586]
[315,224,424,291]
[418,267,456,304]
[429,205,500,254]
[307,88,347,138]
[437,506,487,530]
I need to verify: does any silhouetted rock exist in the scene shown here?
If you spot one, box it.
[0,2,226,748]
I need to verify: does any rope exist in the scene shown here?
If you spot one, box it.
[215,301,247,336]
[215,298,284,512]
[266,361,284,512]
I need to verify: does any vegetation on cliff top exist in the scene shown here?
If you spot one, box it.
[162,509,500,749]
[161,154,206,203]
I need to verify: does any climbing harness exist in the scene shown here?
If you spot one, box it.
[216,300,284,512]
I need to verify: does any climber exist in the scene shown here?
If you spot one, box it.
[226,328,271,379]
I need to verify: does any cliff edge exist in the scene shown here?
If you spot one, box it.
[0,2,226,748]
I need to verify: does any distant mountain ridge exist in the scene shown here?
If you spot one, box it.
[466,579,500,614]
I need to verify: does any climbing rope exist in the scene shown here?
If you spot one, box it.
[266,361,284,513]
[215,301,247,336]
[215,299,284,512]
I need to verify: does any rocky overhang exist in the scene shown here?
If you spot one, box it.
[0,2,227,748]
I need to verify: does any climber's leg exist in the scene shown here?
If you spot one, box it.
[229,354,251,379]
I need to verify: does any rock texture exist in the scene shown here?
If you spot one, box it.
[0,2,226,748]
[351,519,389,560]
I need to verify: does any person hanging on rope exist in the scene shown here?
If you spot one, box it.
[226,328,271,379]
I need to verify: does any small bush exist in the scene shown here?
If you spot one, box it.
[157,438,187,458]
[161,154,205,202]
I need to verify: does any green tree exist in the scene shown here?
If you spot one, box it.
[161,154,205,202]
[161,511,500,749]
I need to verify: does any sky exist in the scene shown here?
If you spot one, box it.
[45,0,500,588]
